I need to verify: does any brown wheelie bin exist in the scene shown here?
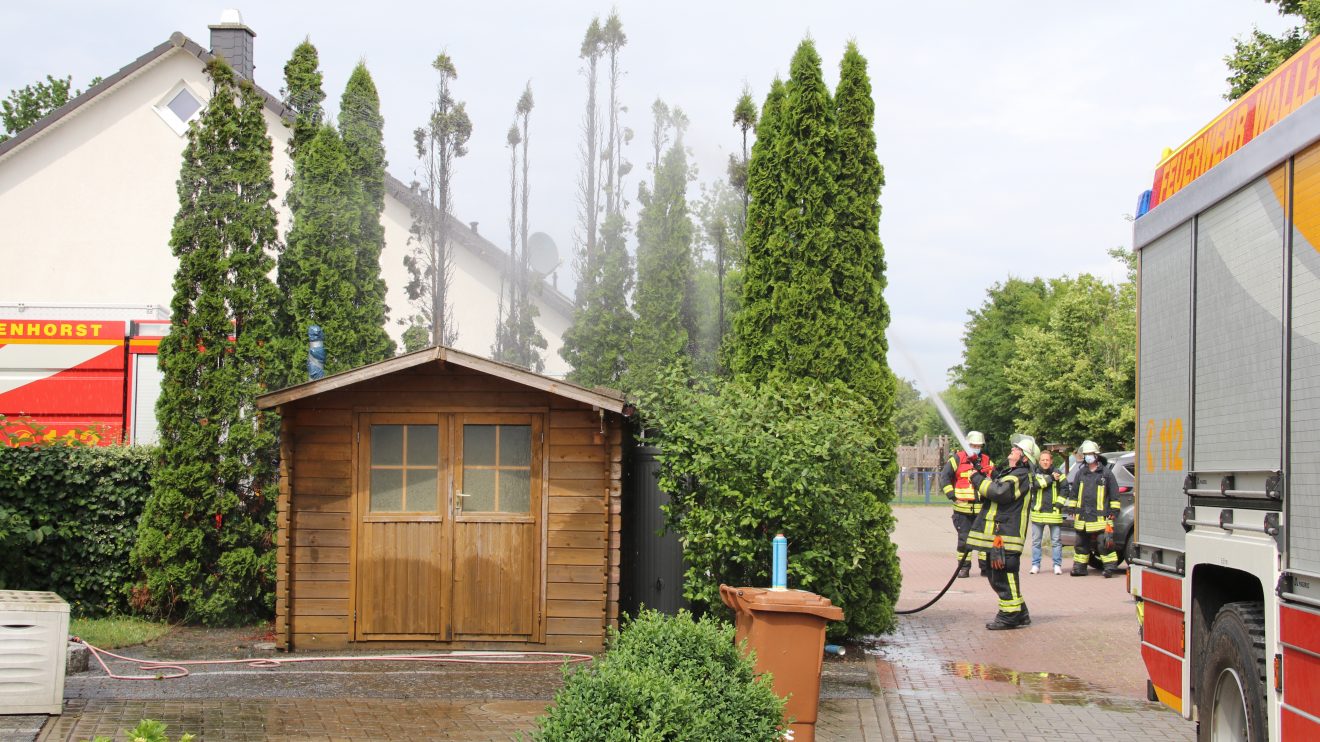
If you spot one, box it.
[720,585,844,742]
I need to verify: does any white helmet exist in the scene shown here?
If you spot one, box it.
[966,431,985,446]
[1079,440,1100,455]
[1010,433,1039,466]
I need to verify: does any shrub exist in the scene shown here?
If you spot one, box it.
[530,610,784,741]
[91,719,193,742]
[635,368,901,638]
[0,443,155,616]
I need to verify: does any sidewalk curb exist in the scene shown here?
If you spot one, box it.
[866,654,900,742]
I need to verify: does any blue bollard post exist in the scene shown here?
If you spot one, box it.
[772,533,788,591]
[307,325,326,381]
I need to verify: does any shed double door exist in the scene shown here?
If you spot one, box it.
[354,412,543,642]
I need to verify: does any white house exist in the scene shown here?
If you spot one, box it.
[0,12,573,375]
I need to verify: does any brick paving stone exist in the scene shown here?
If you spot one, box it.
[874,505,1196,741]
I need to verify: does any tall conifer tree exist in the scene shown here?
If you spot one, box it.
[281,39,325,157]
[278,125,364,379]
[133,58,281,624]
[627,110,695,392]
[339,63,395,364]
[833,42,895,416]
[728,77,785,376]
[730,41,845,384]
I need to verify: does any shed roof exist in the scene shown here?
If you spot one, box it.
[257,345,628,414]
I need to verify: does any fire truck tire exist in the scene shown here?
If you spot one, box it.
[1197,601,1267,742]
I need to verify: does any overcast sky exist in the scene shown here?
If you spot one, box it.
[3,2,1294,392]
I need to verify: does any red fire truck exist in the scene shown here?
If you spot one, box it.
[1129,34,1320,741]
[0,305,169,446]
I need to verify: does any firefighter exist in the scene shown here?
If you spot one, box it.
[967,433,1037,630]
[1028,449,1067,575]
[1066,439,1121,578]
[940,431,994,578]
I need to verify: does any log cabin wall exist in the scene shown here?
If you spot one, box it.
[271,361,623,652]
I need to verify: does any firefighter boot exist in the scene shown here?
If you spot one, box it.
[985,612,1028,631]
[1071,562,1088,577]
[1103,567,1117,579]
[957,560,971,579]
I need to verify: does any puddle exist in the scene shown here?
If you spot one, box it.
[938,661,1150,712]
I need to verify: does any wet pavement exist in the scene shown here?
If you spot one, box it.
[10,504,1196,741]
[873,505,1195,741]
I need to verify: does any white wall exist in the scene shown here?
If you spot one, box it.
[0,46,571,377]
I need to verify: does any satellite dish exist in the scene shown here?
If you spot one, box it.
[527,232,560,275]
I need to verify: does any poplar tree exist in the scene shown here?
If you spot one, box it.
[132,58,281,624]
[339,62,395,364]
[578,18,605,279]
[494,86,547,371]
[601,13,628,217]
[494,123,521,363]
[277,125,363,380]
[280,39,325,156]
[405,52,471,347]
[730,86,757,231]
[627,108,695,392]
[561,12,634,386]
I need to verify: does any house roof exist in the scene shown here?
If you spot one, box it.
[257,345,628,413]
[0,31,575,319]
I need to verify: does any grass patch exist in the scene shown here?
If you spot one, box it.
[70,616,171,649]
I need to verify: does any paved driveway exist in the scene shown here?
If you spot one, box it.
[12,503,1195,741]
[874,505,1195,741]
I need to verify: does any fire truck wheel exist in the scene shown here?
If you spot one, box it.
[1197,601,1267,742]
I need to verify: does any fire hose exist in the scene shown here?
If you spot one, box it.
[894,551,969,615]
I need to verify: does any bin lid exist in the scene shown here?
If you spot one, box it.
[723,586,844,621]
[0,590,69,612]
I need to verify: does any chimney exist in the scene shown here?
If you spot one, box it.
[209,9,256,80]
[469,221,479,234]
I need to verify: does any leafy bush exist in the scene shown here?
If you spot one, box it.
[530,609,784,741]
[0,443,155,615]
[636,369,900,637]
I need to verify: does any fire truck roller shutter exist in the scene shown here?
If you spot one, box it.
[1287,144,1320,575]
[1138,222,1193,553]
[1193,169,1285,475]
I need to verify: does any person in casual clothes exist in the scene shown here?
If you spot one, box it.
[1028,449,1067,575]
[1066,439,1121,577]
[967,434,1037,630]
[940,431,994,578]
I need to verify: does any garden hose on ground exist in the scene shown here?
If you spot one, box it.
[894,551,969,615]
[70,637,593,681]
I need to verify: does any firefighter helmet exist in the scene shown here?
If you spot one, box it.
[1010,433,1039,465]
[967,431,985,446]
[1079,440,1100,455]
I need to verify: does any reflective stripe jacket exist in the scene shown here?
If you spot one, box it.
[1030,465,1067,524]
[1066,457,1120,532]
[940,451,993,515]
[966,461,1034,554]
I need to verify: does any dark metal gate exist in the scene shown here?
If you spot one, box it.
[621,444,689,617]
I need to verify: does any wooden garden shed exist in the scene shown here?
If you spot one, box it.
[256,346,630,652]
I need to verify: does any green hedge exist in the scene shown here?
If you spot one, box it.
[530,610,784,741]
[634,370,900,638]
[0,444,155,616]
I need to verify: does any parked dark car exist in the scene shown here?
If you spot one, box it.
[1059,451,1135,566]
